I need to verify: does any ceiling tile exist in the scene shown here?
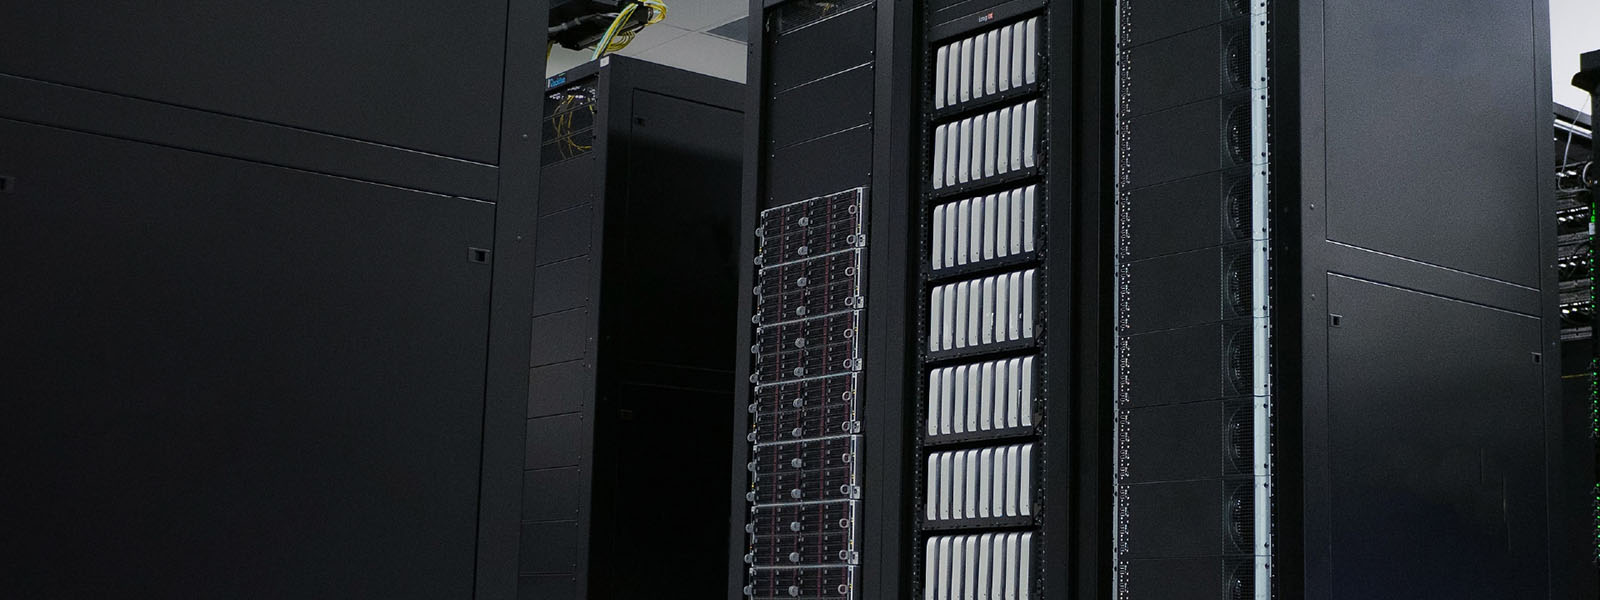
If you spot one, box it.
[636,32,748,82]
[656,0,748,33]
[620,23,695,51]
[706,17,748,43]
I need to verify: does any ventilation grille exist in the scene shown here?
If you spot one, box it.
[1225,328,1253,396]
[1225,104,1252,165]
[1227,562,1254,600]
[1225,177,1252,240]
[1226,483,1255,553]
[1224,406,1252,474]
[1224,250,1252,316]
[1224,33,1250,90]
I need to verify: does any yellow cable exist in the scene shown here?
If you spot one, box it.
[640,0,667,24]
[591,4,638,60]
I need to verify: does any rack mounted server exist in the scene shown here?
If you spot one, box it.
[522,56,744,600]
[732,0,1591,598]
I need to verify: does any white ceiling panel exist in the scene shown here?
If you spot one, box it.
[640,32,748,82]
[656,0,748,33]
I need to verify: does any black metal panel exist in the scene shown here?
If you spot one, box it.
[1124,400,1246,484]
[0,1,508,162]
[1125,94,1251,190]
[607,88,744,375]
[1122,0,1244,47]
[1123,479,1226,558]
[540,155,601,216]
[533,258,593,316]
[599,384,737,598]
[1289,2,1576,597]
[1124,170,1252,261]
[477,0,554,587]
[528,361,590,417]
[1124,20,1249,117]
[0,119,491,598]
[769,66,875,149]
[768,127,875,207]
[535,205,594,265]
[1123,558,1227,600]
[519,575,580,600]
[520,521,582,574]
[529,309,590,367]
[766,7,876,94]
[526,414,584,470]
[522,57,745,600]
[1325,275,1547,598]
[1123,322,1251,408]
[0,74,500,201]
[1123,245,1254,334]
[523,467,583,522]
[0,2,549,597]
[1321,0,1542,287]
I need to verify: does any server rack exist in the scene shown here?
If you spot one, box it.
[728,0,919,597]
[1112,0,1590,598]
[522,56,745,600]
[729,0,1108,598]
[1556,107,1595,344]
[736,1,1589,598]
[0,3,546,598]
[1572,54,1600,583]
[1553,104,1596,577]
[912,2,1107,600]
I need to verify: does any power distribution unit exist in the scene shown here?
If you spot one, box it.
[521,56,745,599]
[730,0,1593,598]
[1,2,548,598]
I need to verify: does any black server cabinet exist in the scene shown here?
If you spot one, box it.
[521,56,745,600]
[1553,104,1595,580]
[737,0,1588,599]
[727,0,920,598]
[0,2,546,599]
[1113,1,1591,599]
[729,0,1108,598]
[911,2,1107,600]
[1570,53,1600,585]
